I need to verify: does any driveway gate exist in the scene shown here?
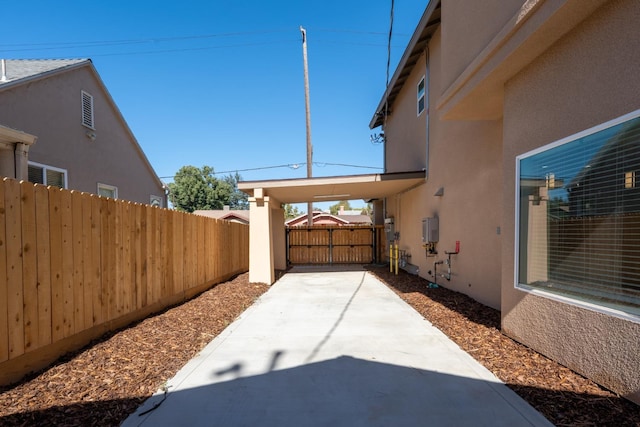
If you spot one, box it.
[286,225,385,265]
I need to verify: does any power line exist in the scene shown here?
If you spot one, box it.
[0,29,292,50]
[385,0,395,128]
[0,27,403,54]
[158,162,382,180]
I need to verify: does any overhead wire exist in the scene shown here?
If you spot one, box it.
[158,162,382,180]
[384,0,395,132]
[0,27,406,57]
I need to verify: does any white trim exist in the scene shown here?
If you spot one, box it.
[513,108,640,322]
[28,161,68,188]
[97,182,118,199]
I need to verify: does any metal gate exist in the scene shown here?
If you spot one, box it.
[286,225,385,265]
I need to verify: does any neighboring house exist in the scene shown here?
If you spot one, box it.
[240,0,640,405]
[194,207,250,225]
[286,211,372,227]
[0,59,165,206]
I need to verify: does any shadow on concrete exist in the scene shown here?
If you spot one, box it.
[287,264,367,273]
[4,358,639,427]
[126,354,553,427]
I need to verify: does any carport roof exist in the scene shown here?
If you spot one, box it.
[238,170,425,204]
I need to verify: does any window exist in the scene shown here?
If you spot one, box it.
[150,195,163,207]
[97,183,117,199]
[417,76,426,116]
[81,90,94,129]
[516,110,640,318]
[28,162,67,188]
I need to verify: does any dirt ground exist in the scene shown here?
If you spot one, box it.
[0,268,639,426]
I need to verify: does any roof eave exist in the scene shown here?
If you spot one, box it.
[0,59,92,92]
[369,0,441,129]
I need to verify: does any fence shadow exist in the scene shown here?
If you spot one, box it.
[287,264,368,274]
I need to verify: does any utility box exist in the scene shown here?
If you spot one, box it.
[422,217,439,243]
[384,218,395,241]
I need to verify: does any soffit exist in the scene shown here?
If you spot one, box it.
[0,125,37,145]
[238,171,425,204]
[370,1,442,129]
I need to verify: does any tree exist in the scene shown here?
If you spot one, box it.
[167,165,233,212]
[360,202,373,217]
[329,200,352,215]
[223,172,249,210]
[283,204,301,219]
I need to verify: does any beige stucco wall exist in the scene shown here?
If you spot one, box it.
[501,0,640,403]
[440,0,522,91]
[384,55,427,174]
[385,28,503,309]
[0,65,164,205]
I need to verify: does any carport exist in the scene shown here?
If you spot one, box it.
[238,171,425,284]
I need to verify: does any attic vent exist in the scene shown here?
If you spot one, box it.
[81,90,94,129]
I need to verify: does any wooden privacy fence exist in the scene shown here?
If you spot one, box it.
[0,178,249,385]
[287,225,385,265]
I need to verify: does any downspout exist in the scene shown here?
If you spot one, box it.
[14,143,31,181]
[424,47,430,178]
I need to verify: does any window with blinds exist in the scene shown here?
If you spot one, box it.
[27,162,67,188]
[517,111,640,318]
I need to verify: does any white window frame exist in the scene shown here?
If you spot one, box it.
[417,76,426,116]
[514,108,640,323]
[81,90,95,129]
[97,183,118,199]
[150,195,163,207]
[28,161,68,188]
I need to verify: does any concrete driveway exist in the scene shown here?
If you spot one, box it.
[123,266,552,426]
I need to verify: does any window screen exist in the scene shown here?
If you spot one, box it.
[46,169,65,188]
[28,164,44,184]
[98,183,117,199]
[517,112,640,317]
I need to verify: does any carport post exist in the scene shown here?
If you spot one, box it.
[248,192,275,285]
[248,190,285,285]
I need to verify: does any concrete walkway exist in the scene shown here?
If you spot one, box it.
[123,267,553,427]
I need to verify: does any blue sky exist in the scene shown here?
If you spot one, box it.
[2,1,428,209]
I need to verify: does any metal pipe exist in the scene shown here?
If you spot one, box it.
[395,244,399,275]
[1,59,7,82]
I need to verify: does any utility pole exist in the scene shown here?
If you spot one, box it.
[300,26,314,226]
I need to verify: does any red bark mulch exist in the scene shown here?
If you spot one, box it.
[1,268,639,426]
[367,266,640,427]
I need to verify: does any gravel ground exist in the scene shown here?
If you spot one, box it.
[1,268,639,426]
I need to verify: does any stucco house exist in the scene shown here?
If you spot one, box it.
[240,0,640,405]
[0,59,165,206]
[194,207,250,225]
